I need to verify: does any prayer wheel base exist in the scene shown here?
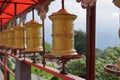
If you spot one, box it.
[44,54,82,74]
[25,48,43,52]
[49,49,77,57]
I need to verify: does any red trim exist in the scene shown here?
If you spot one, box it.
[0,50,85,80]
[104,64,120,76]
[0,60,15,77]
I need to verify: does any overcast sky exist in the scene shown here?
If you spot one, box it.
[26,0,120,50]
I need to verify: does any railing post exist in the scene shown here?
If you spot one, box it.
[4,53,7,80]
[86,3,96,80]
[15,60,31,80]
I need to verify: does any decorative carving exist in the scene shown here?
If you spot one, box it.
[76,0,96,8]
[20,12,27,25]
[113,0,120,8]
[36,0,54,20]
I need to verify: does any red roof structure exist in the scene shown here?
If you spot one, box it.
[0,0,49,28]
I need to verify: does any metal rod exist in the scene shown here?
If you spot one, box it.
[42,19,45,67]
[32,8,34,20]
[0,18,2,32]
[86,4,96,80]
[33,53,36,63]
[62,0,65,9]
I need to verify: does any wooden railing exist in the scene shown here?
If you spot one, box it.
[0,49,85,80]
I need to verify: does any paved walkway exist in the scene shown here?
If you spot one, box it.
[0,70,3,80]
[0,72,44,80]
[32,75,45,80]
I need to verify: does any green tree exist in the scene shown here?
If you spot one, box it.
[96,48,103,59]
[95,58,120,80]
[66,46,120,80]
[74,30,86,54]
[66,56,86,78]
[45,42,51,53]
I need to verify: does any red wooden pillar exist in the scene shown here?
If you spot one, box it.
[86,4,96,80]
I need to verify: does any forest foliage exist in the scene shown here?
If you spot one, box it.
[66,29,120,80]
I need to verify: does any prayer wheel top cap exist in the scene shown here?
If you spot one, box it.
[9,28,14,31]
[52,9,76,16]
[50,9,77,20]
[14,24,23,29]
[25,20,42,27]
[7,28,14,32]
[2,29,8,33]
[113,0,120,8]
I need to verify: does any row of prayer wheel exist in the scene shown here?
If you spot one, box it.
[0,9,77,56]
[0,20,43,52]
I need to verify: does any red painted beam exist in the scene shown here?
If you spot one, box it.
[0,50,85,80]
[24,58,85,80]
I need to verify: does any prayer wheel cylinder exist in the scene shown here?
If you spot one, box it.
[2,30,7,47]
[49,9,77,56]
[14,24,25,49]
[116,58,120,70]
[1,32,3,46]
[5,29,9,47]
[25,20,43,52]
[113,0,120,8]
[7,28,14,48]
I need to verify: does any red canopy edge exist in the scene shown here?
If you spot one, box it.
[0,0,53,29]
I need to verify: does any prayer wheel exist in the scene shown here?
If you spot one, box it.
[7,28,14,48]
[2,30,7,47]
[14,24,25,49]
[5,29,9,47]
[25,20,43,52]
[49,9,77,56]
[113,0,120,8]
[0,32,3,46]
[116,58,120,70]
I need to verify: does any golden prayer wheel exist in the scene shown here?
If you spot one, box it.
[113,0,120,8]
[14,24,25,49]
[1,32,3,46]
[25,20,43,52]
[49,9,77,56]
[7,28,15,48]
[116,58,120,70]
[5,29,9,47]
[2,30,7,47]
